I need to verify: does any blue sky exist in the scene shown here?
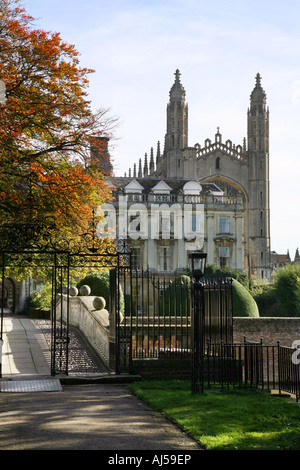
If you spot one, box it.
[20,0,300,257]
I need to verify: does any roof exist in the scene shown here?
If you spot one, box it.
[270,252,291,264]
[106,176,222,195]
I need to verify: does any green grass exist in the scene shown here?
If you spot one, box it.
[129,379,300,450]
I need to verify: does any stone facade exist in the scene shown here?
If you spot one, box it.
[103,176,244,274]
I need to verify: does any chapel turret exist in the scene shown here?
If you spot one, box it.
[165,69,188,176]
[247,73,271,280]
[248,73,269,155]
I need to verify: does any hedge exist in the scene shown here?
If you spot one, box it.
[232,279,259,317]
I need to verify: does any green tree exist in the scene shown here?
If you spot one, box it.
[29,283,52,309]
[294,277,300,314]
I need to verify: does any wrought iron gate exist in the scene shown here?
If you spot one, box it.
[0,212,133,377]
[50,256,70,375]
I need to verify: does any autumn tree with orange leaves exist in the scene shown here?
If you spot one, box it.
[0,0,117,253]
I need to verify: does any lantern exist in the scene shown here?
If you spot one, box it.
[188,249,207,281]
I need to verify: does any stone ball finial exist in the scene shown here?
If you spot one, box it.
[93,296,106,311]
[79,285,91,296]
[69,286,78,297]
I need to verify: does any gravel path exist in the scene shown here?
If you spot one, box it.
[33,319,109,375]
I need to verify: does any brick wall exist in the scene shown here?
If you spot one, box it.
[233,317,300,348]
[131,319,300,379]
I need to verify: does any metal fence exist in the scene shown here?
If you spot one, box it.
[205,337,300,401]
[118,269,300,400]
[278,344,300,401]
[123,270,233,360]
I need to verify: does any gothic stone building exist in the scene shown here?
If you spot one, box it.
[108,70,271,280]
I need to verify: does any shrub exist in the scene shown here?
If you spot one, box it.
[77,270,109,297]
[232,279,259,317]
[158,274,258,318]
[159,275,191,316]
[30,283,52,309]
[204,264,251,290]
[124,293,136,316]
[274,265,300,316]
[251,284,286,317]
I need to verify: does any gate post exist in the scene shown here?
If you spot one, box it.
[189,250,207,394]
[109,268,117,372]
[191,280,205,394]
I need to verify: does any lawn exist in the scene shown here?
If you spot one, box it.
[129,379,300,450]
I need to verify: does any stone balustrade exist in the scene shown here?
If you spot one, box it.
[56,294,112,370]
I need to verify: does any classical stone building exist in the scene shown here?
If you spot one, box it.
[121,70,271,280]
[103,176,244,274]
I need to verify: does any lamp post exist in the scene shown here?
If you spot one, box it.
[188,249,207,282]
[189,249,207,393]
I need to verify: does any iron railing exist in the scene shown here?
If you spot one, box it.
[278,344,300,401]
[123,270,233,360]
[205,337,300,401]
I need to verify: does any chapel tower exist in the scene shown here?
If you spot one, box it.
[247,73,271,279]
[164,69,188,177]
[124,71,272,280]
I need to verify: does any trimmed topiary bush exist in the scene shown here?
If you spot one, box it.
[159,275,191,316]
[232,279,259,317]
[158,275,259,318]
[124,294,137,317]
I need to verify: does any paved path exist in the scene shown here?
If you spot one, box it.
[0,383,202,451]
[1,316,51,378]
[0,316,203,452]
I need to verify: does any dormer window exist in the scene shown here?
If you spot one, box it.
[124,179,144,194]
[183,180,202,195]
[152,180,172,202]
[152,180,172,194]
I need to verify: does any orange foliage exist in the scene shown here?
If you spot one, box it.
[0,0,117,245]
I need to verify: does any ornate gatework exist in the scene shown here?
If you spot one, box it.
[0,209,133,377]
